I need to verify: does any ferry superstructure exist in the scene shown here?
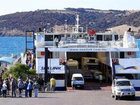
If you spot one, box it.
[35,15,140,90]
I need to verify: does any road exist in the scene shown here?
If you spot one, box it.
[0,89,140,105]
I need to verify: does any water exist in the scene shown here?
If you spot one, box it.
[0,36,33,56]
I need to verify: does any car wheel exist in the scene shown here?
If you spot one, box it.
[115,95,119,100]
[111,94,115,98]
[131,95,135,100]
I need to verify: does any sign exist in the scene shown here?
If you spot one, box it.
[48,47,139,52]
[48,66,65,74]
[36,58,65,74]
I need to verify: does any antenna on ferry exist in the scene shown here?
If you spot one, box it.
[75,14,79,33]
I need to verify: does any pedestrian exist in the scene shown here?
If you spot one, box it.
[50,77,56,92]
[2,80,7,98]
[38,78,44,92]
[11,78,17,97]
[18,79,24,97]
[24,80,29,97]
[27,80,33,97]
[33,81,39,97]
[0,77,3,96]
[5,78,10,95]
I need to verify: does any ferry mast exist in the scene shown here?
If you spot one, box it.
[75,14,80,33]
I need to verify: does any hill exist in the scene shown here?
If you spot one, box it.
[0,8,140,35]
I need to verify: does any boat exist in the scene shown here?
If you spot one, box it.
[34,15,140,90]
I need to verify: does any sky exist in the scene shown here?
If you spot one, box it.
[0,0,140,16]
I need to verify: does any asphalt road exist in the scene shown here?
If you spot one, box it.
[0,89,140,105]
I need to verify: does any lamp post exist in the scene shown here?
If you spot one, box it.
[62,61,68,90]
[44,48,49,84]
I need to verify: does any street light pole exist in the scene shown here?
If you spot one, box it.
[44,48,49,84]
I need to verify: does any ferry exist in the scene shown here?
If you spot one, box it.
[34,15,140,90]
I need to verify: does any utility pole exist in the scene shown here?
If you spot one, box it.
[44,48,49,84]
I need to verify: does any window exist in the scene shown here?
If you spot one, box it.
[104,35,112,41]
[45,35,53,41]
[97,35,103,41]
[74,77,83,81]
[115,35,118,40]
[116,81,131,86]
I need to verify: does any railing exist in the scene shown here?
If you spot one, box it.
[58,40,124,48]
[35,39,138,48]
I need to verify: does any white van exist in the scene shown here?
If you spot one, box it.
[71,73,85,88]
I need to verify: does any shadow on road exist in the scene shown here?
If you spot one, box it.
[116,96,140,101]
[84,81,111,91]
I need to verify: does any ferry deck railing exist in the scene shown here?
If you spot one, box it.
[58,40,123,48]
[35,39,138,48]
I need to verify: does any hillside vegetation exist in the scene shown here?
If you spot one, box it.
[0,8,139,35]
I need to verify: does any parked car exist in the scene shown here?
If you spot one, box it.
[71,73,85,89]
[112,78,135,100]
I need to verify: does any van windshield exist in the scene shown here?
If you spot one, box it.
[74,77,83,81]
[116,81,131,86]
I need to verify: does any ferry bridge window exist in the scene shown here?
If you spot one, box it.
[45,35,53,41]
[97,35,103,41]
[57,35,62,41]
[104,35,112,41]
[115,35,118,40]
[120,52,124,58]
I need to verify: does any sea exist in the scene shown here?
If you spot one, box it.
[0,36,140,57]
[0,36,33,57]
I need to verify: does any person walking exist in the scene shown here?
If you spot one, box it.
[5,78,10,95]
[50,77,56,92]
[24,80,29,97]
[33,81,39,97]
[18,79,24,97]
[2,80,7,98]
[27,80,33,97]
[38,78,44,92]
[11,78,17,97]
[0,77,3,96]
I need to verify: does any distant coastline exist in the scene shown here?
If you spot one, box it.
[0,34,26,37]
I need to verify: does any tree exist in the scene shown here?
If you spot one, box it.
[2,63,36,80]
